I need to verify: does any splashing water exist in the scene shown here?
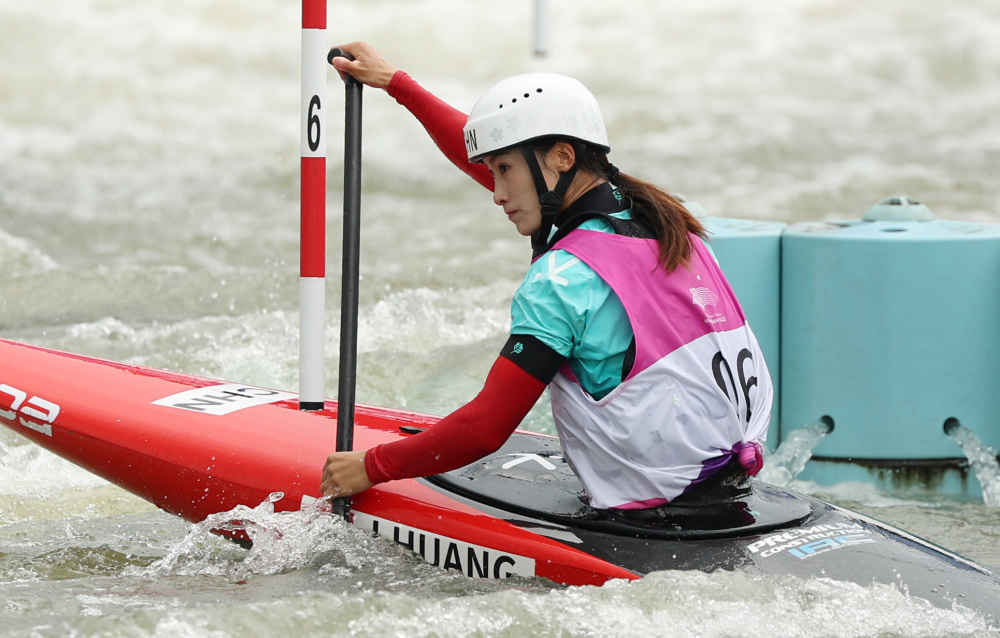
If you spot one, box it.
[128,492,527,597]
[945,419,1000,506]
[759,418,833,486]
[136,493,403,581]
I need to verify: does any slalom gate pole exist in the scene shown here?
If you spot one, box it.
[328,48,362,519]
[299,0,327,412]
[533,0,549,57]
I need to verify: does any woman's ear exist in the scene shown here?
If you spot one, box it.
[545,141,577,173]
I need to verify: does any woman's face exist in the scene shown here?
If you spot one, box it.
[483,147,559,237]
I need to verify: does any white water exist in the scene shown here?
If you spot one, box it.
[3,0,1000,635]
[759,419,833,488]
[947,422,1000,507]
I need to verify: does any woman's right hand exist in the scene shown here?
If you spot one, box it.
[330,41,397,90]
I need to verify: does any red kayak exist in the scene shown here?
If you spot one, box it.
[0,337,632,584]
[2,336,999,625]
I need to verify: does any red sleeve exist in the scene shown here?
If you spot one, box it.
[387,70,494,192]
[364,356,546,484]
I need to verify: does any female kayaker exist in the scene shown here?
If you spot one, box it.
[321,42,772,511]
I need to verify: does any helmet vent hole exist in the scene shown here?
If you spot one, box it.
[523,93,529,98]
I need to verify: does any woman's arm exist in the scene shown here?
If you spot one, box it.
[330,42,494,191]
[321,355,548,497]
[366,355,546,482]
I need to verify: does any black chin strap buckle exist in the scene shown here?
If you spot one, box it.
[521,144,580,259]
[539,191,563,210]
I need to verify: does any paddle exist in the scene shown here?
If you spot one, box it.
[328,48,362,519]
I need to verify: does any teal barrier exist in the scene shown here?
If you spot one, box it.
[780,198,1000,493]
[681,196,1000,495]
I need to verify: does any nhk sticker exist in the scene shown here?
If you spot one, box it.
[747,522,876,560]
[353,511,536,579]
[152,384,297,416]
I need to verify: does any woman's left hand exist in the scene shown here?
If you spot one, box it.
[329,41,396,90]
[321,450,374,497]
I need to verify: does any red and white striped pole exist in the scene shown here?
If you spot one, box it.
[299,0,326,411]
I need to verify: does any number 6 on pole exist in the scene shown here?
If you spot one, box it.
[306,95,323,153]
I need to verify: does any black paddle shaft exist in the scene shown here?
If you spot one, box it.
[329,48,362,518]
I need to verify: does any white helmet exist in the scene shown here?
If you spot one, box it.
[463,73,610,163]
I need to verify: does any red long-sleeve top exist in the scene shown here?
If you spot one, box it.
[386,71,494,191]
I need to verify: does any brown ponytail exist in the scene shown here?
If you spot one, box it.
[575,144,707,273]
[613,171,707,273]
[525,138,707,272]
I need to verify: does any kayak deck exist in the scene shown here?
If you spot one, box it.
[428,432,814,540]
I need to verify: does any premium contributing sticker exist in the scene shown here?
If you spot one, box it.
[747,522,875,559]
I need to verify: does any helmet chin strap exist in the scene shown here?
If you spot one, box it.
[520,145,579,259]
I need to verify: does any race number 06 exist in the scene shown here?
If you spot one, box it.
[711,350,758,424]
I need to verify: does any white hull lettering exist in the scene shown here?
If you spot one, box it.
[152,384,297,416]
[355,511,535,579]
[0,383,59,437]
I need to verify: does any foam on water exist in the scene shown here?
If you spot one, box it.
[0,229,57,279]
[357,285,512,355]
[0,430,109,502]
[99,495,999,638]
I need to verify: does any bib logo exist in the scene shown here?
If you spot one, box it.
[690,286,718,310]
[690,286,727,325]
